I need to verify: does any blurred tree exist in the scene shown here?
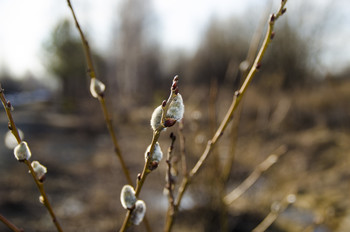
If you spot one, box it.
[260,21,310,90]
[185,18,251,87]
[43,19,106,112]
[110,0,162,110]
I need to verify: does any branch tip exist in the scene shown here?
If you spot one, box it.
[162,100,167,107]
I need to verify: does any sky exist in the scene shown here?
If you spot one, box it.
[0,0,349,79]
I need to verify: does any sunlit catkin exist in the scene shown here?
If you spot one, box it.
[150,105,163,131]
[150,93,184,130]
[31,161,47,182]
[166,93,184,122]
[130,200,146,225]
[144,142,163,163]
[90,78,106,98]
[13,141,31,161]
[120,185,137,209]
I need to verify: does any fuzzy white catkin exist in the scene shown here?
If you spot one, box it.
[4,129,24,149]
[130,200,146,225]
[90,78,105,98]
[166,93,184,121]
[150,105,162,131]
[13,141,31,161]
[120,185,137,209]
[150,93,185,130]
[144,142,163,162]
[31,161,47,179]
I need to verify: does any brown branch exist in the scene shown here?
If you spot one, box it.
[0,214,24,232]
[252,192,296,232]
[164,133,177,225]
[120,77,180,232]
[0,85,63,232]
[164,1,288,231]
[223,145,287,205]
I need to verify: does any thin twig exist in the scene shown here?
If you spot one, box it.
[252,192,296,232]
[0,214,24,232]
[164,133,177,224]
[65,2,154,230]
[0,85,63,232]
[178,121,187,176]
[164,1,288,231]
[66,0,133,186]
[223,145,287,205]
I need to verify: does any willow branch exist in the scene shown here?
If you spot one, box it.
[66,0,135,184]
[223,145,287,205]
[0,214,23,232]
[119,77,180,232]
[0,85,63,232]
[65,1,153,230]
[164,1,288,231]
[252,192,296,232]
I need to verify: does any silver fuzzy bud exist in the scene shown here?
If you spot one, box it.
[130,200,146,225]
[120,185,137,209]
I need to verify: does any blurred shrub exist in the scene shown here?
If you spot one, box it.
[259,21,311,90]
[43,19,106,112]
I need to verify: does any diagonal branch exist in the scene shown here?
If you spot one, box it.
[0,214,24,232]
[164,1,288,231]
[0,85,63,232]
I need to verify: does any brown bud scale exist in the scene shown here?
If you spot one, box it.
[164,118,177,127]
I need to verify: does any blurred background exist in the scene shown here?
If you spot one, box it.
[1,0,350,231]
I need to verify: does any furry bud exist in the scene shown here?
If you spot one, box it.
[150,105,163,131]
[90,78,105,98]
[144,142,163,164]
[130,200,146,225]
[4,129,24,149]
[120,185,137,209]
[13,141,31,161]
[31,161,47,182]
[166,93,184,122]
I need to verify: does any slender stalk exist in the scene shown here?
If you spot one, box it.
[99,97,133,184]
[164,1,288,231]
[0,85,63,232]
[25,160,63,232]
[0,214,23,232]
[65,1,154,231]
[252,192,296,232]
[223,146,287,205]
[178,121,187,178]
[66,0,133,184]
[164,133,177,227]
[65,2,156,231]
